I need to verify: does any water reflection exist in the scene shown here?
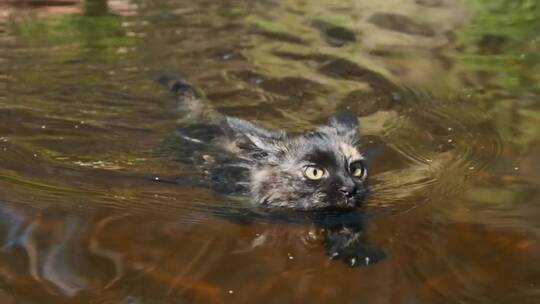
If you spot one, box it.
[0,203,370,302]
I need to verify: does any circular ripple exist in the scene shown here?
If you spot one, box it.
[365,91,505,213]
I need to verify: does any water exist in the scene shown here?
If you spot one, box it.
[1,0,539,303]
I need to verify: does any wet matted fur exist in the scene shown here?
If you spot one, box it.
[158,74,384,266]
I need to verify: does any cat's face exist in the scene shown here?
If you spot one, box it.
[223,113,368,210]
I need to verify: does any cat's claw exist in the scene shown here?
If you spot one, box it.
[328,245,386,267]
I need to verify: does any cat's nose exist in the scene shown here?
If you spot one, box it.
[339,185,357,197]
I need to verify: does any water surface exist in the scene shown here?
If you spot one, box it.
[1,0,540,303]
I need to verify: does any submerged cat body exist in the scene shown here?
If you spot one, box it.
[159,75,384,266]
[160,75,369,211]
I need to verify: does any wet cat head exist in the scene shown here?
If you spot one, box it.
[222,113,367,210]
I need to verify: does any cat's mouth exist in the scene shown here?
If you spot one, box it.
[334,198,360,209]
[338,194,365,209]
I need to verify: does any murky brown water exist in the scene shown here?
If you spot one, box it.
[1,0,540,303]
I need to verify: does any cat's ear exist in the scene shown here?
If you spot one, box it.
[222,117,287,159]
[328,112,360,141]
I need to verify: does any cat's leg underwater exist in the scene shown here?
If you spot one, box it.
[316,210,386,267]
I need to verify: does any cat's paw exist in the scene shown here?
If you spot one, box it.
[328,244,386,267]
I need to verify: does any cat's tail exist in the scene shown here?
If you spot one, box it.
[156,73,222,124]
[156,73,202,101]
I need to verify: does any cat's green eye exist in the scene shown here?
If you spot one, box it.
[304,166,325,180]
[350,162,365,178]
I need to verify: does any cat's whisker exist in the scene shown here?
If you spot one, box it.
[178,134,205,144]
[222,163,251,169]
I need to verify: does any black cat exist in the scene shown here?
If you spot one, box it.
[158,75,385,266]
